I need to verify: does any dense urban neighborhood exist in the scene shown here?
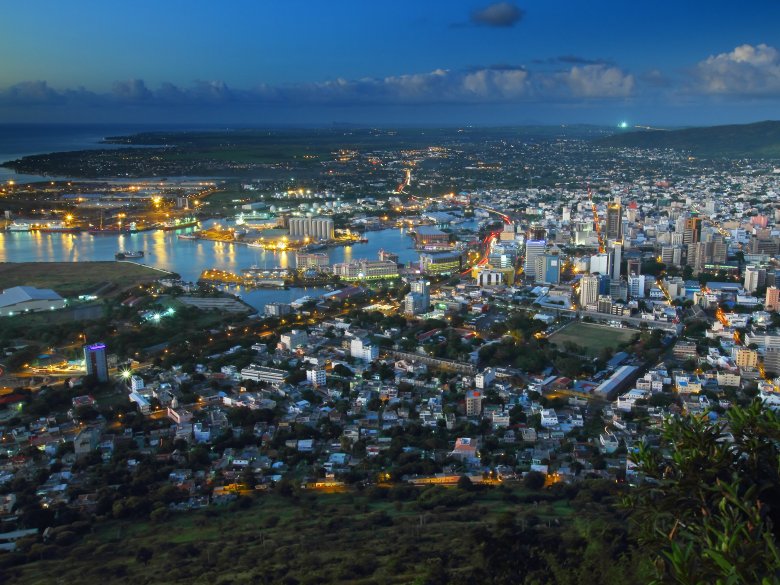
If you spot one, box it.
[2,127,780,583]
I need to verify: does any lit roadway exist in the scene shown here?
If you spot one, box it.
[460,206,512,276]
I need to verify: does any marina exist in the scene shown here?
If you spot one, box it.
[0,223,419,311]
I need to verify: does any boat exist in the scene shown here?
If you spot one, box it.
[38,221,81,233]
[359,237,369,243]
[128,222,155,233]
[6,221,31,232]
[115,251,145,260]
[88,225,131,235]
[177,233,199,240]
[160,217,199,231]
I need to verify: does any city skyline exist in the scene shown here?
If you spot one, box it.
[2,0,780,125]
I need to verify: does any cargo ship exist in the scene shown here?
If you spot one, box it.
[115,250,145,260]
[160,217,199,231]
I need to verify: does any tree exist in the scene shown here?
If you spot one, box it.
[457,475,475,491]
[523,471,546,490]
[627,402,780,584]
[135,547,154,566]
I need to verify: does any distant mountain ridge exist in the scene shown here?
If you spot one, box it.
[596,120,780,158]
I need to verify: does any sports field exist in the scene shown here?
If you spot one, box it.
[549,322,637,356]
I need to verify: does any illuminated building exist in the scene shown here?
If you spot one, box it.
[288,218,334,240]
[765,287,780,311]
[333,260,399,281]
[419,251,463,275]
[83,342,109,383]
[523,239,546,279]
[606,200,623,240]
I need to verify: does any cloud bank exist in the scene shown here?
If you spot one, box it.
[692,43,780,95]
[0,64,633,112]
[2,44,779,123]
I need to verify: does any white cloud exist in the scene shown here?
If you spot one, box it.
[556,65,635,98]
[693,43,780,95]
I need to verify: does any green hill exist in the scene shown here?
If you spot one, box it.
[596,120,780,157]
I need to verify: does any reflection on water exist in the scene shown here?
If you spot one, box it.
[0,225,419,311]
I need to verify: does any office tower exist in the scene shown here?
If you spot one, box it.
[766,286,780,311]
[534,254,561,285]
[404,279,431,315]
[606,200,623,240]
[610,279,629,302]
[589,253,610,275]
[683,217,702,245]
[626,258,641,276]
[529,225,546,241]
[523,239,546,279]
[611,241,623,280]
[744,266,767,293]
[661,245,683,266]
[628,274,646,298]
[579,275,600,308]
[84,342,109,383]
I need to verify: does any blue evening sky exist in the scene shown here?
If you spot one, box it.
[1,0,779,125]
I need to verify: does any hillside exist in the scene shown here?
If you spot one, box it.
[596,120,780,157]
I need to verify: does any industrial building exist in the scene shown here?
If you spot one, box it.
[0,286,66,317]
[288,217,334,241]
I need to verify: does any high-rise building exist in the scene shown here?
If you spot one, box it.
[306,367,326,387]
[661,245,683,266]
[609,279,629,302]
[766,286,780,311]
[465,390,483,417]
[579,275,600,308]
[404,279,430,315]
[529,225,546,241]
[534,254,561,285]
[744,266,767,293]
[523,239,546,279]
[611,241,623,280]
[589,253,610,275]
[628,274,646,299]
[765,347,780,377]
[84,342,109,383]
[606,200,623,240]
[683,217,702,245]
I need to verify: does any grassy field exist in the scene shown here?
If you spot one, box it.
[549,322,637,356]
[4,487,582,585]
[0,262,173,297]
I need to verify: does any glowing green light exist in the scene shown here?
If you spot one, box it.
[619,121,629,129]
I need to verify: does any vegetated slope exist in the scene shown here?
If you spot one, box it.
[596,120,780,157]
